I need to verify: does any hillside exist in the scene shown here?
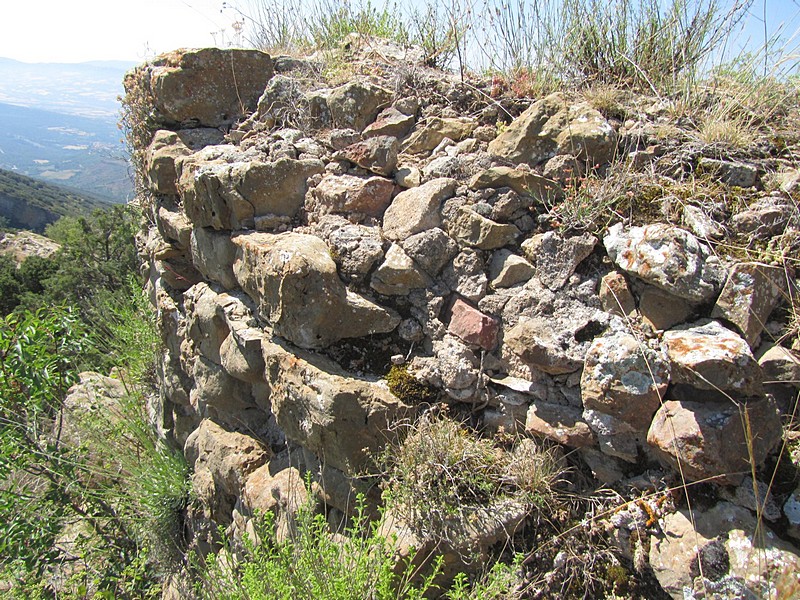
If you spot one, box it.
[0,168,111,231]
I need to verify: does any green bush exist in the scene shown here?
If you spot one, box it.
[201,493,442,600]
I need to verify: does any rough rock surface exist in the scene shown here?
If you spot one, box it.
[664,320,762,397]
[382,178,457,240]
[233,231,399,348]
[604,223,726,303]
[647,397,782,484]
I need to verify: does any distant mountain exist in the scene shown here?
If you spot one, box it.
[0,58,137,202]
[0,168,109,232]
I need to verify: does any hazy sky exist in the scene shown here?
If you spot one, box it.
[0,0,798,65]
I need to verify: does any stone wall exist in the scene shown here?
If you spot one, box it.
[125,40,800,594]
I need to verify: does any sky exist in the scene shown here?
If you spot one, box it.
[0,0,798,65]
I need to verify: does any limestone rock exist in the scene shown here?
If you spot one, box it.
[521,231,596,290]
[598,271,636,317]
[327,80,392,131]
[157,207,192,250]
[189,357,260,426]
[581,333,670,430]
[190,227,238,290]
[682,204,725,240]
[488,94,616,167]
[525,403,594,448]
[178,147,324,229]
[241,465,308,517]
[758,344,800,388]
[402,117,476,154]
[219,326,265,385]
[312,173,395,218]
[469,166,564,202]
[382,178,457,241]
[664,320,762,396]
[145,129,224,195]
[504,317,582,375]
[337,135,399,176]
[638,286,693,331]
[263,338,410,474]
[400,227,458,276]
[0,230,60,264]
[604,222,726,303]
[138,48,273,128]
[317,216,384,282]
[363,106,415,139]
[711,262,788,347]
[448,206,520,250]
[185,419,270,501]
[370,244,431,295]
[699,157,758,187]
[489,249,535,289]
[442,249,488,302]
[232,231,399,349]
[650,502,800,599]
[447,299,500,351]
[647,397,781,485]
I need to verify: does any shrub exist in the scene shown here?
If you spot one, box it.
[384,414,563,545]
[201,493,442,600]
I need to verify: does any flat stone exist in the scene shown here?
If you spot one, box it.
[504,317,582,375]
[145,130,192,195]
[363,106,415,139]
[581,333,670,430]
[447,299,500,351]
[638,285,694,331]
[402,117,477,154]
[382,178,457,241]
[699,157,758,187]
[157,207,192,250]
[525,403,594,448]
[604,222,726,303]
[469,166,564,202]
[664,319,762,396]
[312,173,395,218]
[233,231,399,349]
[647,397,781,485]
[336,135,398,176]
[521,231,596,290]
[400,227,458,276]
[598,271,636,317]
[682,204,725,240]
[489,249,535,289]
[448,206,520,250]
[711,262,788,347]
[370,244,431,295]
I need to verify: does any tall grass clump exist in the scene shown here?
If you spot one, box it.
[201,493,442,600]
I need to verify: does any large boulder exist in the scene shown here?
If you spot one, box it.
[232,231,399,349]
[604,223,726,303]
[647,397,782,485]
[134,48,274,128]
[263,339,411,474]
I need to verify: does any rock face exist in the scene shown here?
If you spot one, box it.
[125,46,799,590]
[604,223,726,303]
[232,231,399,349]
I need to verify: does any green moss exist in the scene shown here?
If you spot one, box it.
[386,364,439,404]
